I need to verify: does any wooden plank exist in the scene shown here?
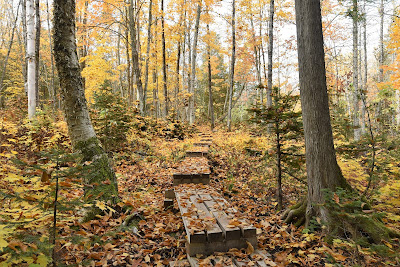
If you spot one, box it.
[165,189,175,199]
[197,192,241,241]
[193,142,210,147]
[164,198,174,209]
[175,191,207,243]
[212,256,236,266]
[211,195,257,238]
[188,193,224,243]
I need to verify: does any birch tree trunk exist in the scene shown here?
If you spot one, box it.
[361,2,367,135]
[352,0,361,141]
[46,0,56,107]
[53,0,119,209]
[227,0,236,131]
[189,2,202,124]
[379,0,384,83]
[27,0,36,119]
[267,0,274,108]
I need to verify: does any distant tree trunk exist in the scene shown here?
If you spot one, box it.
[189,2,202,124]
[78,1,88,91]
[27,0,36,119]
[250,16,262,99]
[35,0,40,105]
[379,0,384,83]
[53,0,119,209]
[181,10,187,121]
[361,4,367,135]
[161,0,168,116]
[352,0,361,141]
[227,0,236,131]
[130,0,144,114]
[266,0,274,108]
[46,0,56,107]
[175,41,181,118]
[207,22,214,131]
[117,24,124,97]
[125,6,132,103]
[143,0,153,114]
[284,0,350,227]
[186,20,192,122]
[0,0,22,97]
[22,0,28,95]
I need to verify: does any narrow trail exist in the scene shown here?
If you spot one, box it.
[166,132,273,266]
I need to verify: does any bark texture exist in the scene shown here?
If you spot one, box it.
[227,0,236,131]
[53,0,119,209]
[27,0,36,118]
[352,0,361,141]
[294,0,349,225]
[161,0,168,116]
[266,0,274,108]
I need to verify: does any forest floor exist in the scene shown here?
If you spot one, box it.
[0,112,399,266]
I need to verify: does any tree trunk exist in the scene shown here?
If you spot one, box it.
[161,0,168,117]
[266,0,274,108]
[189,2,201,124]
[379,0,384,83]
[294,0,349,226]
[130,0,144,114]
[22,0,28,95]
[0,0,22,96]
[250,16,262,99]
[352,0,360,141]
[207,22,214,131]
[227,0,235,131]
[361,3,367,135]
[35,0,40,106]
[143,0,153,115]
[27,0,36,119]
[53,0,119,209]
[46,0,56,108]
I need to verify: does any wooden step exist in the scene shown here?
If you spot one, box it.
[175,188,257,256]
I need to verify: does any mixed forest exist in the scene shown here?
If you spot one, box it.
[0,0,400,265]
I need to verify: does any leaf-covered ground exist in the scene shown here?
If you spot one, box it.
[0,113,399,266]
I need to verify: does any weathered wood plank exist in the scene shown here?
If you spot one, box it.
[169,260,191,267]
[175,191,207,243]
[188,193,224,243]
[197,192,241,241]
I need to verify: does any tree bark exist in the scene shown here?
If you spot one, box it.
[46,0,56,107]
[189,2,202,124]
[207,22,214,131]
[35,0,40,105]
[227,0,236,131]
[379,0,384,83]
[143,0,153,115]
[161,0,168,116]
[53,0,119,208]
[294,0,349,226]
[130,0,144,114]
[267,0,274,108]
[27,0,36,119]
[352,0,360,141]
[0,0,22,95]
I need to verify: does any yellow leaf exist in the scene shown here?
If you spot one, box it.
[96,201,106,211]
[37,254,49,266]
[0,238,8,251]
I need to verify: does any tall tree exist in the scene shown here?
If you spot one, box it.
[206,20,214,130]
[53,0,119,211]
[266,0,274,109]
[143,0,153,114]
[130,0,145,114]
[161,0,168,116]
[189,1,202,124]
[34,0,40,105]
[282,0,399,242]
[352,0,361,140]
[227,0,236,131]
[26,0,36,119]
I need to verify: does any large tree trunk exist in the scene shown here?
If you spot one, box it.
[227,0,236,131]
[27,0,37,119]
[189,2,201,124]
[53,0,119,210]
[266,0,274,108]
[352,0,361,141]
[161,0,168,117]
[293,0,349,226]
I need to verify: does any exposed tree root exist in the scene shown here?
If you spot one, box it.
[281,196,400,245]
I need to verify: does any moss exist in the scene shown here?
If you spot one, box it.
[75,137,119,207]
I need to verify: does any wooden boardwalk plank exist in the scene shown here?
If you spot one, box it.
[188,193,224,243]
[175,191,207,243]
[197,192,241,241]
